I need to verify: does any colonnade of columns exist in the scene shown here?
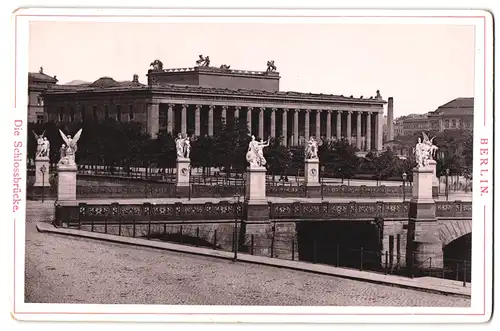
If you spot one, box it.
[149,103,383,151]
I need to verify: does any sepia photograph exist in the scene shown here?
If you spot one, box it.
[10,7,493,324]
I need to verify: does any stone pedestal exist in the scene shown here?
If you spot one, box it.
[175,158,191,197]
[304,158,321,198]
[34,157,51,187]
[406,166,443,275]
[428,159,439,199]
[245,166,269,223]
[57,164,77,201]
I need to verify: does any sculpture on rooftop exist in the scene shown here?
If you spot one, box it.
[196,55,210,67]
[266,60,277,73]
[58,128,83,166]
[220,64,231,70]
[150,59,164,72]
[375,90,382,99]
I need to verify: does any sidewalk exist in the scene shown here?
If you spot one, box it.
[36,223,471,298]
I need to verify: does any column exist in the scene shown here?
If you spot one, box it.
[282,109,288,146]
[181,105,187,134]
[221,106,227,122]
[167,104,174,134]
[259,107,265,139]
[356,112,362,150]
[304,110,310,140]
[326,110,332,140]
[315,110,321,139]
[346,111,352,145]
[234,106,240,119]
[376,112,383,150]
[366,112,372,151]
[294,109,299,146]
[270,108,276,137]
[147,102,159,138]
[208,105,214,136]
[194,105,201,137]
[336,111,342,140]
[247,107,253,134]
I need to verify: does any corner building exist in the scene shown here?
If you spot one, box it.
[43,62,386,151]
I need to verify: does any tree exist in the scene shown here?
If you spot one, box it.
[328,139,360,183]
[264,137,292,180]
[365,150,399,185]
[212,117,250,175]
[462,134,473,179]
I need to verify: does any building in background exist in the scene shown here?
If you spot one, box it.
[28,67,58,123]
[40,59,388,151]
[383,97,474,157]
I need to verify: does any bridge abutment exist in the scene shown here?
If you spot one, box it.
[406,167,443,275]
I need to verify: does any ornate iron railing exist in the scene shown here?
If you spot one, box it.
[55,200,472,227]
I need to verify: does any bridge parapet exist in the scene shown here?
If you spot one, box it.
[55,200,472,227]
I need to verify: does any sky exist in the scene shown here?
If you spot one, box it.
[28,22,475,118]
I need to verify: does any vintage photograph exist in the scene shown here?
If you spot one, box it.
[13,8,492,324]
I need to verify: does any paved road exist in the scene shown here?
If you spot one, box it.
[25,220,470,306]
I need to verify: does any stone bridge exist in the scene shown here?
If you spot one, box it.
[55,199,472,269]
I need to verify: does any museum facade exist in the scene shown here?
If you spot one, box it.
[42,60,387,151]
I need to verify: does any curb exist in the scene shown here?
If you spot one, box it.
[36,223,471,299]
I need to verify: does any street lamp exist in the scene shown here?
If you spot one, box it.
[445,168,450,201]
[320,165,325,201]
[40,165,47,202]
[233,193,241,261]
[402,172,407,202]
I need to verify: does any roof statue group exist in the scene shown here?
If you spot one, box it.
[149,56,278,73]
[414,132,439,168]
[175,133,191,160]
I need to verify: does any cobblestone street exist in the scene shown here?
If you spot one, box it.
[25,220,470,306]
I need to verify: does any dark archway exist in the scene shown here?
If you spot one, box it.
[296,220,382,271]
[442,233,471,282]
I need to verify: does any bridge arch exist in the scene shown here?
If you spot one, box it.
[438,219,472,247]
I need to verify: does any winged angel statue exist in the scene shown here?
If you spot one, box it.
[58,129,83,166]
[32,129,50,158]
[414,132,438,168]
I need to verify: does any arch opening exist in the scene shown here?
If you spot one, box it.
[442,233,471,282]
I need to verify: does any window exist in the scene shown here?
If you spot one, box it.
[58,107,64,122]
[36,114,44,124]
[129,105,134,121]
[451,119,456,128]
[81,108,86,122]
[104,105,109,120]
[93,106,98,121]
[37,96,43,106]
[444,120,449,128]
[116,105,122,122]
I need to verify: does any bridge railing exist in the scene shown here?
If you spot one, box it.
[55,200,472,227]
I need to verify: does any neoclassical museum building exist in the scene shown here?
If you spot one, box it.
[41,59,387,151]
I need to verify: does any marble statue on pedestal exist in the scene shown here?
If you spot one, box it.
[33,130,50,158]
[414,132,438,168]
[304,136,322,160]
[246,135,269,167]
[58,129,83,166]
[175,133,191,159]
